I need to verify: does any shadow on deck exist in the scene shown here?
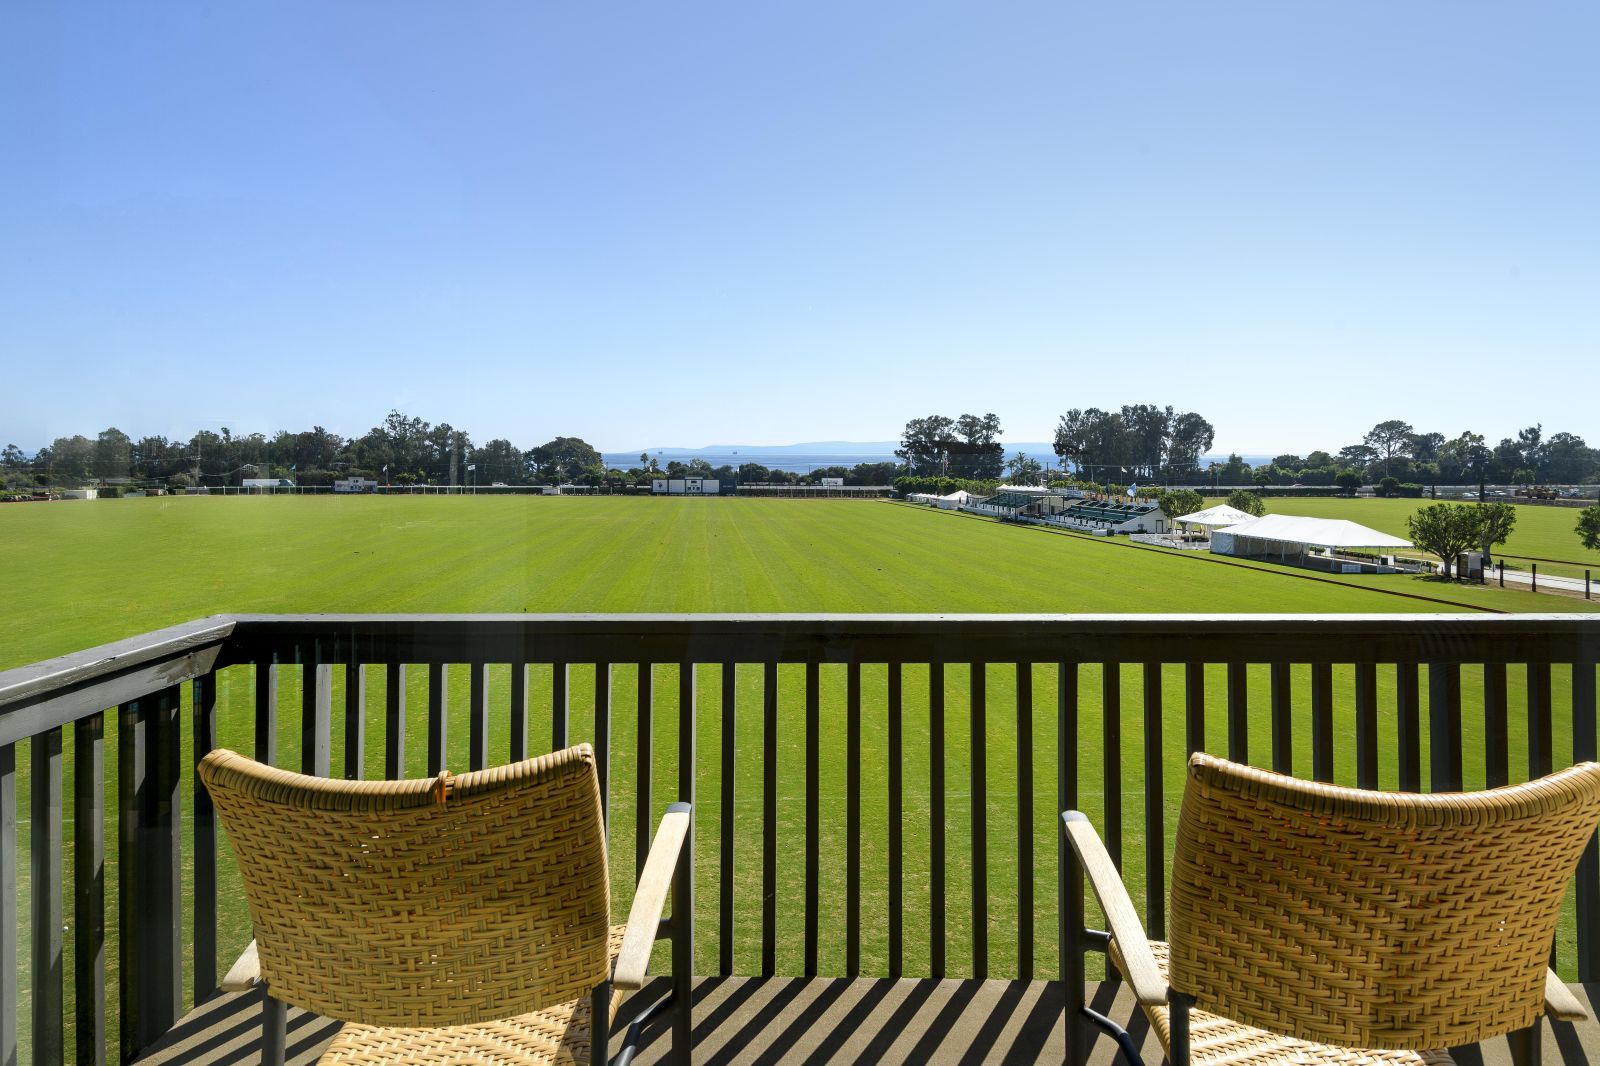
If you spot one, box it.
[132,979,1600,1065]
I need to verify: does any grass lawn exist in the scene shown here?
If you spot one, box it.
[3,495,1596,1057]
[1241,495,1600,582]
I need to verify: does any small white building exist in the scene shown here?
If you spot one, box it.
[652,478,721,496]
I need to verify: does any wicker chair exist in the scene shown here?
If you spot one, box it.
[199,744,691,1065]
[1063,753,1600,1066]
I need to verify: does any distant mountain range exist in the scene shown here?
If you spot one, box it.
[602,441,1274,474]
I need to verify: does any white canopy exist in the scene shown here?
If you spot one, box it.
[1172,504,1257,529]
[1212,513,1413,549]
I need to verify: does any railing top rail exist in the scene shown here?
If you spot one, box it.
[0,615,234,745]
[217,613,1600,667]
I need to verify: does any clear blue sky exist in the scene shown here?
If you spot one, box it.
[2,2,1595,455]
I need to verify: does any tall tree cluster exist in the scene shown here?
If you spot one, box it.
[1052,405,1215,481]
[897,413,1005,479]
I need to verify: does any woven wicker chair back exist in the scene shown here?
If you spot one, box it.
[199,744,611,1027]
[1168,752,1600,1050]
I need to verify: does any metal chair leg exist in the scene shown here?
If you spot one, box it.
[261,992,287,1066]
[1508,1021,1542,1066]
[1169,992,1193,1066]
[592,981,611,1066]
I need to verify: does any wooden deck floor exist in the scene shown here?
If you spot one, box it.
[132,979,1600,1065]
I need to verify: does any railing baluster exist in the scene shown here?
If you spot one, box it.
[469,663,488,771]
[427,664,448,776]
[1270,662,1292,774]
[1226,662,1247,764]
[971,662,988,979]
[1355,663,1378,789]
[594,664,611,826]
[1311,663,1333,783]
[1184,662,1205,755]
[1529,662,1553,780]
[762,662,778,976]
[32,725,64,1063]
[343,663,365,780]
[1397,664,1421,792]
[551,662,569,752]
[1058,659,1080,986]
[637,663,653,884]
[674,661,695,1056]
[1530,661,1555,971]
[1484,663,1509,788]
[804,661,820,976]
[1142,663,1164,942]
[719,662,735,977]
[119,688,182,1059]
[74,713,105,1066]
[509,661,528,762]
[254,660,277,766]
[847,661,862,977]
[301,660,331,777]
[1427,663,1463,793]
[930,661,946,978]
[1,743,13,1066]
[1016,662,1034,981]
[1103,663,1122,873]
[1574,657,1599,980]
[384,664,405,779]
[887,662,904,980]
[193,673,218,1004]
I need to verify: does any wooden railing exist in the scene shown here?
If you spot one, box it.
[1,613,1597,1063]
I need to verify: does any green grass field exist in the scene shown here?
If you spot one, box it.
[3,495,1597,1058]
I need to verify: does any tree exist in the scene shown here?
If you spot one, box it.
[1159,488,1204,522]
[1577,507,1600,553]
[1334,469,1363,494]
[1473,502,1517,567]
[1211,453,1250,484]
[1378,476,1399,498]
[1363,420,1414,478]
[897,415,957,477]
[529,436,602,484]
[1225,490,1266,517]
[737,462,771,484]
[1407,504,1480,579]
[1005,451,1043,484]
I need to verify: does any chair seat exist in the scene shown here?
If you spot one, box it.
[1110,940,1455,1066]
[320,926,628,1065]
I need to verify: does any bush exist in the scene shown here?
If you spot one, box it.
[1334,469,1363,494]
[1225,489,1267,517]
[1378,476,1399,497]
[1398,482,1425,498]
[99,485,121,499]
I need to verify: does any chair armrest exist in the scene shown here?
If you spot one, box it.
[1062,812,1168,1008]
[614,802,692,991]
[222,940,261,993]
[1546,968,1588,1022]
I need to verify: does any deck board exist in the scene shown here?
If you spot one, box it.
[133,979,1600,1065]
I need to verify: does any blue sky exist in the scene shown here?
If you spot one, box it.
[2,3,1595,454]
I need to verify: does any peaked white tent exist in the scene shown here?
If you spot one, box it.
[1171,503,1257,532]
[1211,514,1412,566]
[1212,513,1413,549]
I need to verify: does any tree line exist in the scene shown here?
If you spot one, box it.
[1206,420,1600,489]
[0,412,904,490]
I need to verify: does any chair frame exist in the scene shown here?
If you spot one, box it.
[220,792,694,1066]
[1061,806,1586,1066]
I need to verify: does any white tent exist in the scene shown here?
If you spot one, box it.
[1213,513,1412,548]
[1211,513,1412,559]
[1172,504,1257,531]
